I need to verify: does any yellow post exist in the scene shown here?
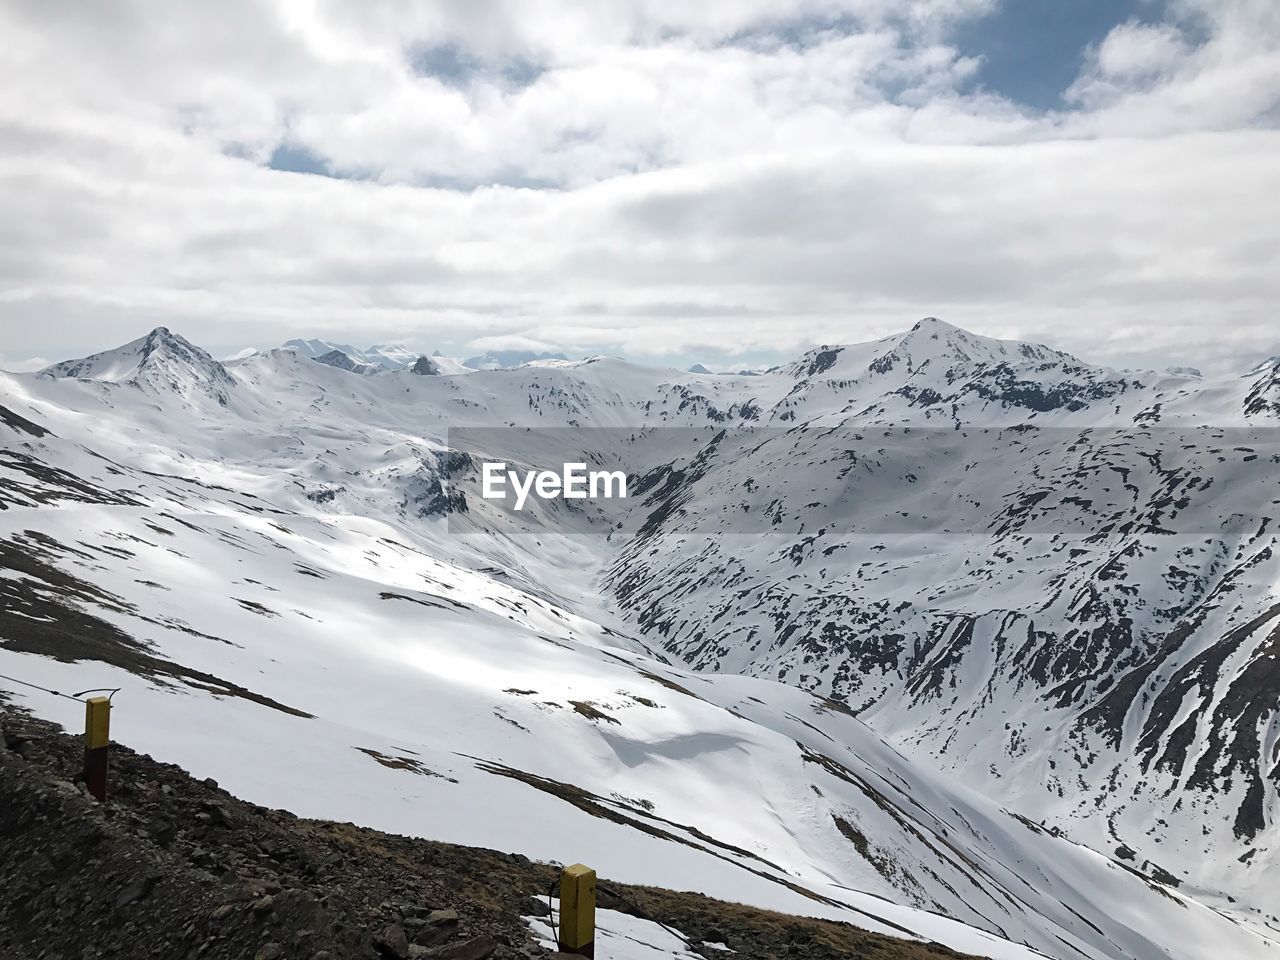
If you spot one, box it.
[84,696,110,801]
[558,863,596,957]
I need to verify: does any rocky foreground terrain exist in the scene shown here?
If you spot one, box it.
[0,700,983,960]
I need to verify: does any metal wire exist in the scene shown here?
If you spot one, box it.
[545,877,559,939]
[0,672,119,704]
[0,671,88,703]
[72,687,122,702]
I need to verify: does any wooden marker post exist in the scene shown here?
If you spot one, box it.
[84,696,110,801]
[558,863,596,957]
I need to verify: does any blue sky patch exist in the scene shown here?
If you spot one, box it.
[268,142,335,177]
[408,42,545,89]
[954,0,1164,109]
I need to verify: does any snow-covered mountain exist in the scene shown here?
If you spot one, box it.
[281,337,367,362]
[594,320,1280,914]
[312,348,382,376]
[4,321,1280,960]
[40,326,236,406]
[463,349,571,370]
[281,338,474,376]
[280,337,566,374]
[282,338,422,371]
[363,342,422,370]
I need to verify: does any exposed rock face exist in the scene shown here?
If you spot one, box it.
[411,356,441,376]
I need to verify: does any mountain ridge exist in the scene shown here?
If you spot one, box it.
[3,319,1280,959]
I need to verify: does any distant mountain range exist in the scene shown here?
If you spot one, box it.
[280,338,570,374]
[4,319,1280,960]
[461,349,570,370]
[281,338,423,371]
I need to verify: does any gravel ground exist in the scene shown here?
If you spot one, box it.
[0,700,984,960]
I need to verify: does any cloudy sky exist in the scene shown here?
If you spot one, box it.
[1,0,1277,373]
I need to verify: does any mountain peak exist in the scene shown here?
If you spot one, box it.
[883,318,1072,373]
[910,316,962,334]
[896,317,984,352]
[776,319,1135,418]
[42,328,236,405]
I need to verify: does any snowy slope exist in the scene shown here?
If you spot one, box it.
[524,907,710,960]
[0,481,1263,960]
[3,323,1280,959]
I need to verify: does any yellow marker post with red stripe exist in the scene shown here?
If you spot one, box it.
[84,696,110,801]
[558,863,596,957]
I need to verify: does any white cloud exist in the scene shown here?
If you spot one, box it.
[0,355,52,373]
[0,0,1277,374]
[1065,0,1280,131]
[1094,22,1188,80]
